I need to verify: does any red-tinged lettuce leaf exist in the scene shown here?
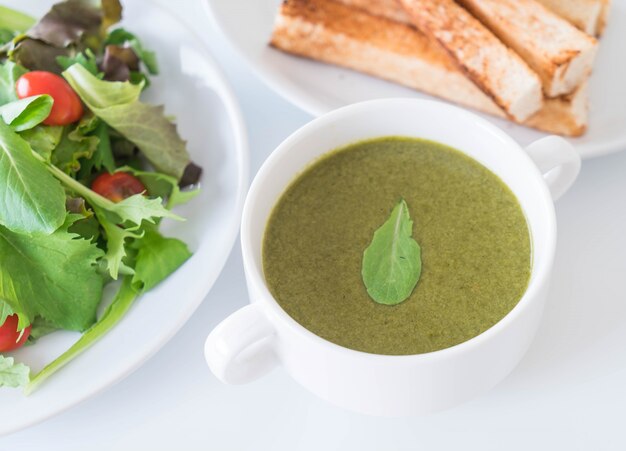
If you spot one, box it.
[10,0,123,74]
[27,1,101,48]
[63,64,200,184]
[0,219,105,331]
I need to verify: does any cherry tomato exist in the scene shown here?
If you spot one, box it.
[15,71,83,126]
[0,315,31,352]
[91,172,147,203]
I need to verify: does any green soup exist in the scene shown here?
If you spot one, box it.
[263,137,531,355]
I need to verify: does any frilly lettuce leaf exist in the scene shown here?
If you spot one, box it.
[0,219,104,331]
[63,64,195,182]
[0,356,30,389]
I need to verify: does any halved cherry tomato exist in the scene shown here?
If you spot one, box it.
[15,71,83,126]
[0,315,31,352]
[91,172,146,203]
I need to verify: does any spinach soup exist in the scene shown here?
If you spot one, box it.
[263,137,531,355]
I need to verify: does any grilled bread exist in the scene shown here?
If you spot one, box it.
[270,0,588,136]
[537,0,611,36]
[457,0,598,97]
[398,0,543,122]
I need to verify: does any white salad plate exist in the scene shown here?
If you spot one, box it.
[0,0,249,436]
[204,0,626,159]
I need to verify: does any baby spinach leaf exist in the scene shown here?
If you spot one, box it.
[0,95,53,132]
[132,230,192,291]
[63,64,194,182]
[0,120,66,234]
[26,275,137,395]
[0,221,104,331]
[361,199,422,306]
[0,356,30,389]
[0,61,27,106]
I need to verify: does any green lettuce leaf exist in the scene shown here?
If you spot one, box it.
[0,6,35,33]
[0,301,14,327]
[0,220,104,331]
[63,64,192,181]
[132,230,192,291]
[51,119,100,175]
[0,120,66,234]
[0,356,30,389]
[97,211,141,279]
[26,316,59,344]
[26,276,137,395]
[19,125,63,160]
[0,95,53,132]
[0,61,27,106]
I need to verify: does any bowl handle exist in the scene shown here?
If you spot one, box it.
[205,304,278,384]
[525,136,581,201]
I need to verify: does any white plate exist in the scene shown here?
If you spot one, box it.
[204,0,626,158]
[0,0,249,436]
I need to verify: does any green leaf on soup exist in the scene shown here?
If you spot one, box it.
[361,199,422,306]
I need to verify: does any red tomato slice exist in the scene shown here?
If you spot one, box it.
[91,172,147,203]
[15,71,84,126]
[0,315,31,352]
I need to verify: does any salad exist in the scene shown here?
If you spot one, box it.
[0,0,202,392]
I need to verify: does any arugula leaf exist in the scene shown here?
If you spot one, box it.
[0,61,27,106]
[63,64,194,182]
[0,6,35,33]
[0,356,30,389]
[26,276,138,395]
[132,230,192,291]
[0,95,53,132]
[0,221,104,331]
[105,28,159,75]
[19,125,63,160]
[0,120,66,234]
[56,49,100,76]
[361,199,422,306]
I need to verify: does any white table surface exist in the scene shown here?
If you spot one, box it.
[4,1,626,449]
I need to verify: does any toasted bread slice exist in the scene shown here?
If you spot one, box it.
[270,0,588,136]
[457,0,597,98]
[536,0,611,36]
[333,0,411,25]
[398,0,543,122]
